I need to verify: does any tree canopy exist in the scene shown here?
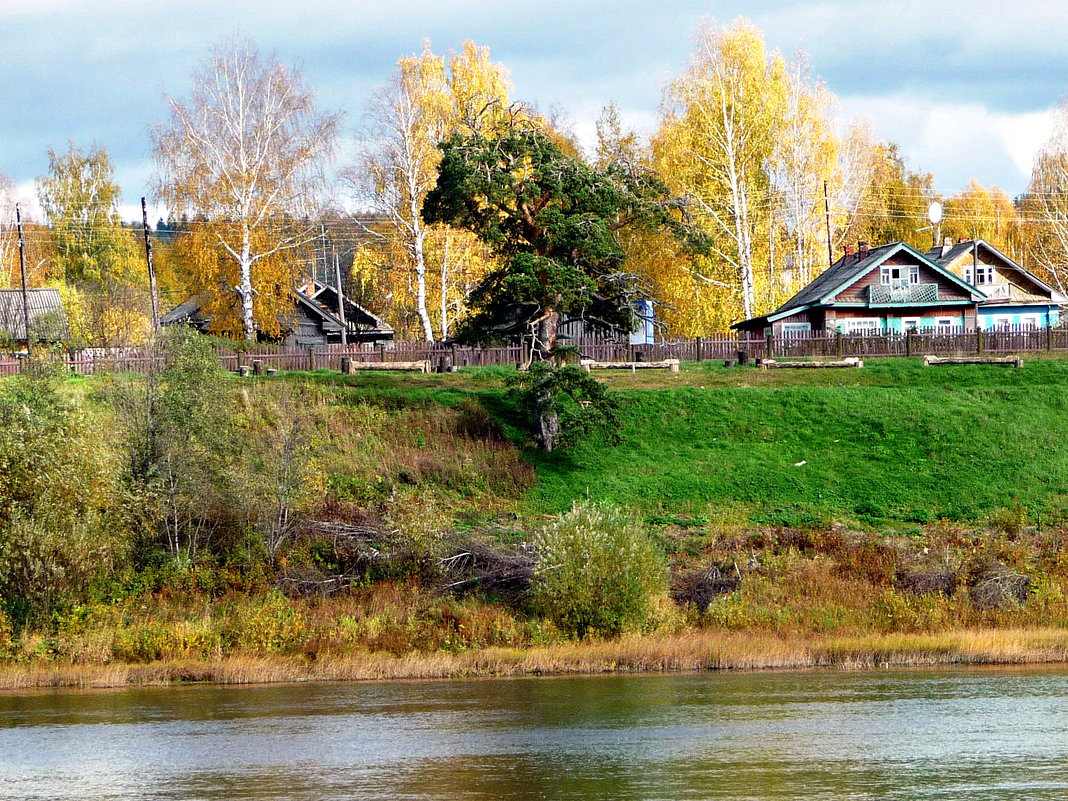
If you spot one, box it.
[422,123,703,353]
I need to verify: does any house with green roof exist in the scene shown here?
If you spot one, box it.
[732,241,986,337]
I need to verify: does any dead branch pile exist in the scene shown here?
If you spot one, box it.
[970,566,1030,610]
[894,567,958,596]
[671,564,742,611]
[439,540,536,602]
[278,521,401,597]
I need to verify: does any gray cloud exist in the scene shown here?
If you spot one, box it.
[2,0,1065,209]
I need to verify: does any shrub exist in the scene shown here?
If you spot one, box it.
[223,591,306,653]
[0,366,128,620]
[529,501,666,637]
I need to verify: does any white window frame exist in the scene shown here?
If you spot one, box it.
[900,317,921,332]
[992,315,1013,330]
[840,318,882,335]
[935,317,956,334]
[1021,314,1041,329]
[781,322,812,337]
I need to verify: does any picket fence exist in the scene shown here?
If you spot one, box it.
[0,328,1065,376]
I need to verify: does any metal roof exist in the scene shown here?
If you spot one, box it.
[0,288,69,342]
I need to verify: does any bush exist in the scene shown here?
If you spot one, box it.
[0,366,128,620]
[529,501,666,637]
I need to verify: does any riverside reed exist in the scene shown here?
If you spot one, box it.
[5,339,1068,688]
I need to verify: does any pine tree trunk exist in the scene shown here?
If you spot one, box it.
[536,307,560,359]
[535,404,561,451]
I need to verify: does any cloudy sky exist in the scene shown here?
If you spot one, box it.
[2,0,1065,220]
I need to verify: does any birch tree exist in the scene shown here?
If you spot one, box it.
[0,174,17,288]
[1025,105,1068,292]
[773,56,838,290]
[153,38,340,340]
[654,19,786,321]
[355,41,509,341]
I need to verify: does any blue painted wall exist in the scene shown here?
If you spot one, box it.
[977,306,1059,330]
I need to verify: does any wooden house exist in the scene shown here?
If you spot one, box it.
[926,239,1064,329]
[0,288,69,346]
[732,242,985,337]
[161,283,393,346]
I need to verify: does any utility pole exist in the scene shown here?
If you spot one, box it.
[319,224,327,286]
[15,204,31,357]
[823,181,834,268]
[141,197,160,331]
[334,252,348,347]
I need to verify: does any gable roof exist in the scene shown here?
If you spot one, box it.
[161,285,393,339]
[0,288,69,342]
[738,242,983,328]
[297,280,393,334]
[927,239,1066,303]
[771,242,900,318]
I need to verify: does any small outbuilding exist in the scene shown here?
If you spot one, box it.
[161,282,393,346]
[0,288,69,346]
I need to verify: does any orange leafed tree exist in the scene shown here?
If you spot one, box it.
[153,38,340,340]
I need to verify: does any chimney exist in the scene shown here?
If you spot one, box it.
[858,241,869,260]
[941,237,953,258]
[844,245,855,262]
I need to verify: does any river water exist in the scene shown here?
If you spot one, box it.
[2,667,1068,800]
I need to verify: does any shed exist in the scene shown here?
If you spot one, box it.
[0,288,69,345]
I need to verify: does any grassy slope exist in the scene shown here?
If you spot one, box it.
[518,359,1068,526]
[300,358,1068,528]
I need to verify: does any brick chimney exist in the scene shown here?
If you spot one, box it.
[940,237,953,258]
[844,245,855,261]
[858,241,869,260]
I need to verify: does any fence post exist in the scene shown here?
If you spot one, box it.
[906,329,913,357]
[695,336,703,362]
[976,327,983,355]
[835,331,843,358]
[765,331,774,359]
[308,344,316,371]
[1048,324,1053,352]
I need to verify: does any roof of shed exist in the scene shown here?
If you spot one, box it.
[0,288,69,342]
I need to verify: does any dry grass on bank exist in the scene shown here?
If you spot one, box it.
[5,627,1068,690]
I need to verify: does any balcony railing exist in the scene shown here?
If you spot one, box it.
[978,283,1010,300]
[868,283,938,304]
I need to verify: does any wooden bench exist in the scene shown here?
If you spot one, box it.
[579,358,680,373]
[341,357,431,374]
[759,357,864,369]
[922,355,1022,367]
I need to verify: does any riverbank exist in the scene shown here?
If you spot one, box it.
[6,627,1068,690]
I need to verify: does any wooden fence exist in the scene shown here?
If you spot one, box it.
[1,328,1065,376]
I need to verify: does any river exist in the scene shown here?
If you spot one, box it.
[2,667,1068,799]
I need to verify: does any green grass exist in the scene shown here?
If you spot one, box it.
[516,358,1068,526]
[84,356,1068,529]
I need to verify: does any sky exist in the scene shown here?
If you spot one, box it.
[1,0,1065,221]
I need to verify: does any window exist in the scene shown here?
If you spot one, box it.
[839,318,882,334]
[992,316,1012,330]
[965,263,995,285]
[781,322,811,337]
[881,265,920,286]
[1021,315,1041,329]
[935,317,956,334]
[900,317,921,332]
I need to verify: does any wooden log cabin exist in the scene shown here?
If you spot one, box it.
[926,239,1064,329]
[732,242,986,337]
